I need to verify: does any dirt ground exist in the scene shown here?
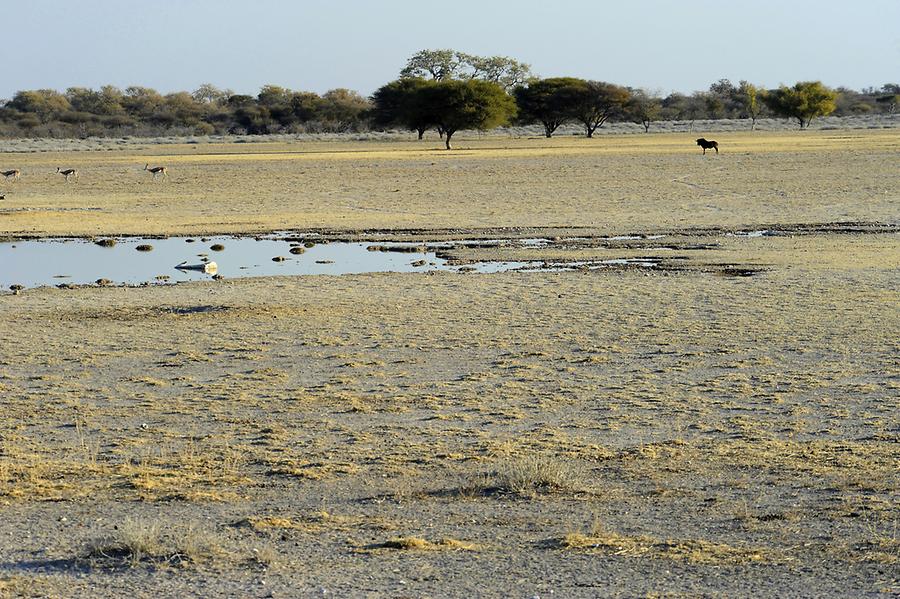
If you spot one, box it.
[0,130,898,598]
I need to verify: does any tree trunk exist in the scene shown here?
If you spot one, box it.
[643,119,651,133]
[445,130,454,150]
[417,127,426,140]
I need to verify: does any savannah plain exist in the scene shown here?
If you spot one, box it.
[0,129,898,597]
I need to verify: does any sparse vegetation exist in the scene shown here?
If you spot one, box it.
[0,131,895,596]
[470,455,586,497]
[84,519,224,568]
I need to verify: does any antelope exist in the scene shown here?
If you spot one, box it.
[2,169,20,182]
[144,163,167,179]
[696,138,719,155]
[57,167,78,182]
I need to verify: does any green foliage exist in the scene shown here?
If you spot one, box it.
[400,49,462,81]
[764,81,838,128]
[192,83,231,106]
[319,89,370,131]
[465,54,532,91]
[371,78,434,137]
[418,79,517,149]
[8,90,70,123]
[737,81,766,129]
[0,71,890,140]
[401,49,531,90]
[513,77,583,137]
[625,89,662,132]
[563,81,630,137]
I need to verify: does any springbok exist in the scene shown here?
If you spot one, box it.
[144,164,167,179]
[57,167,78,182]
[2,169,20,182]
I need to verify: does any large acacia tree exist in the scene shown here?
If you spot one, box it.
[764,81,837,128]
[418,79,517,149]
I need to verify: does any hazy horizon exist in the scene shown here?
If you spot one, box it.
[6,0,898,100]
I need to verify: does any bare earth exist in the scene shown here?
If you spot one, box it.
[0,130,898,598]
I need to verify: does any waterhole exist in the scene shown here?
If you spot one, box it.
[2,234,659,289]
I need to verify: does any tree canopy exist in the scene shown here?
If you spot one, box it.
[513,77,583,137]
[418,79,517,149]
[370,78,434,139]
[401,49,531,90]
[763,81,838,128]
[0,48,892,139]
[564,81,631,138]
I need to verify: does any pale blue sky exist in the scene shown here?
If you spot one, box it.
[6,0,898,100]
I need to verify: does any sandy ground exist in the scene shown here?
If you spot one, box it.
[0,130,898,598]
[1,130,897,238]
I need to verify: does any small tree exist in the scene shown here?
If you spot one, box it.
[371,78,434,139]
[319,89,371,132]
[513,77,582,137]
[708,78,742,118]
[192,84,232,106]
[737,81,765,130]
[564,81,630,138]
[764,81,837,128]
[626,89,662,132]
[418,79,516,149]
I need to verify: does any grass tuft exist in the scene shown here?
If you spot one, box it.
[471,455,586,497]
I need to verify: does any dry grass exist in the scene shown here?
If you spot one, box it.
[366,537,480,552]
[470,455,587,497]
[0,575,55,598]
[84,519,224,568]
[558,519,765,564]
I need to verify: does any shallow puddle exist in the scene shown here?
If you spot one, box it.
[0,235,548,289]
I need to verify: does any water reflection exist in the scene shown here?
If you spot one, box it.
[0,235,537,289]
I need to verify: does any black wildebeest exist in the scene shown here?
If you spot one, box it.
[696,138,719,154]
